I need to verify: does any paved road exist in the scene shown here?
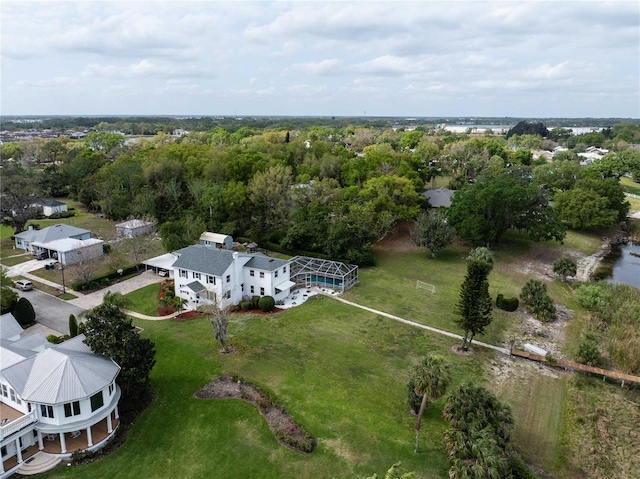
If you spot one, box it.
[16,288,84,335]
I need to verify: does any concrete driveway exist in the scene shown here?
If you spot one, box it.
[5,258,46,277]
[16,288,84,335]
[67,270,163,309]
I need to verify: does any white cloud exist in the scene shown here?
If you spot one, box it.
[1,1,638,117]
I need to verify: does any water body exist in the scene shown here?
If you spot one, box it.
[594,242,640,289]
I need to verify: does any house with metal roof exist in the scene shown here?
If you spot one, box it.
[13,224,103,265]
[0,315,121,477]
[199,232,233,250]
[115,219,154,238]
[172,244,294,309]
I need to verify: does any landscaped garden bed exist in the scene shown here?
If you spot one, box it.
[195,373,317,454]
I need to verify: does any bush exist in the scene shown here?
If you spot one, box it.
[576,339,601,367]
[496,294,519,312]
[49,211,75,219]
[258,296,275,312]
[509,456,540,479]
[251,295,261,309]
[520,279,556,322]
[69,314,78,338]
[47,334,64,344]
[240,300,253,311]
[13,297,36,326]
[575,283,611,312]
[406,378,421,415]
[553,256,577,281]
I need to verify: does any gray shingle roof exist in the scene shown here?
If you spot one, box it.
[14,223,90,243]
[422,188,455,208]
[185,281,206,293]
[245,253,288,271]
[2,335,120,404]
[172,245,235,276]
[33,198,66,207]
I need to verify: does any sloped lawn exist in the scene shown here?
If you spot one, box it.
[40,297,489,479]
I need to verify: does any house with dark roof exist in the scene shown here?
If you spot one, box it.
[0,314,121,477]
[30,199,68,217]
[422,187,456,208]
[172,244,294,309]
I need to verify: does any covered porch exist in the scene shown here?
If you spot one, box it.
[40,413,120,455]
[2,444,39,475]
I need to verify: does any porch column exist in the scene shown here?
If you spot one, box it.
[37,431,44,450]
[60,432,67,454]
[114,404,119,419]
[86,426,93,447]
[1,454,4,473]
[107,413,113,433]
[15,438,23,463]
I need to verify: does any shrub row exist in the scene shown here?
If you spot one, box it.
[496,294,519,312]
[71,265,140,291]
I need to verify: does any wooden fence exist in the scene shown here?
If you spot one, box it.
[511,348,640,387]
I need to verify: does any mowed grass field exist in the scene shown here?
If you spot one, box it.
[40,299,489,479]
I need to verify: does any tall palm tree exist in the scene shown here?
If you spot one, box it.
[412,353,451,453]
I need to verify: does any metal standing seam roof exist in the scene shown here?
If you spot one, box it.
[0,339,34,369]
[116,219,153,229]
[31,237,103,253]
[244,254,289,271]
[0,312,23,340]
[199,232,231,244]
[13,224,91,243]
[33,198,66,207]
[172,245,235,276]
[1,335,120,405]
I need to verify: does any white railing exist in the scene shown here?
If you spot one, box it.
[0,411,37,440]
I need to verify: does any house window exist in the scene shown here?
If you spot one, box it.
[224,291,231,299]
[90,391,104,412]
[250,285,254,294]
[275,270,278,278]
[226,275,231,283]
[9,388,20,404]
[40,404,54,418]
[260,272,265,278]
[283,266,287,273]
[193,272,201,280]
[64,401,81,417]
[250,270,255,277]
[179,269,188,278]
[0,384,7,397]
[241,284,244,292]
[1,446,6,457]
[109,383,114,395]
[260,287,265,295]
[207,275,215,284]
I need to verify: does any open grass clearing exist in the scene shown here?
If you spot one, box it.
[0,253,32,266]
[621,176,640,196]
[124,283,162,316]
[40,298,491,479]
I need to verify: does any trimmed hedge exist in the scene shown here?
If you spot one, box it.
[71,265,140,291]
[258,296,275,312]
[496,294,519,312]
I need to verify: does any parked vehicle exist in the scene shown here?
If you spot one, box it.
[34,252,48,260]
[15,280,33,291]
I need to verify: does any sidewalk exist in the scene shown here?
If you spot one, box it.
[330,295,510,355]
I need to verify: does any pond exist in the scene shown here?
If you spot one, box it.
[593,241,640,289]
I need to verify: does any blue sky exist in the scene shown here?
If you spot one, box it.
[2,1,639,118]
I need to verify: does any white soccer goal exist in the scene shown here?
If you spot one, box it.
[416,280,436,294]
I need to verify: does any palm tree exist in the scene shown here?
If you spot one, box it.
[411,353,451,453]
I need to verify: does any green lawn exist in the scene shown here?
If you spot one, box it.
[41,299,489,479]
[124,283,162,316]
[620,176,640,196]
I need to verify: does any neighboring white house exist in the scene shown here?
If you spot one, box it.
[30,199,68,217]
[0,314,121,477]
[115,219,154,238]
[172,244,294,309]
[13,224,103,265]
[199,232,233,250]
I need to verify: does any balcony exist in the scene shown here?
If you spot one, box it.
[0,403,37,441]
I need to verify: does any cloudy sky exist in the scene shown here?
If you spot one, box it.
[1,1,638,118]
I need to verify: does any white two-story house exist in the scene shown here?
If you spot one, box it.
[172,244,295,310]
[1,313,121,477]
